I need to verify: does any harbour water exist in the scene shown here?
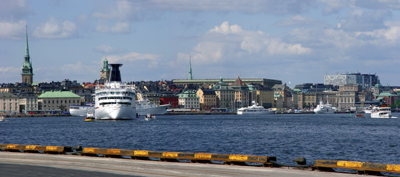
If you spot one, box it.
[1,113,400,165]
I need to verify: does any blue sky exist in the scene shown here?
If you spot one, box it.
[1,0,400,86]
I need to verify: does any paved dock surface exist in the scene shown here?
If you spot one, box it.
[0,152,357,177]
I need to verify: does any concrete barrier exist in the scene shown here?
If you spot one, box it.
[314,160,400,175]
[0,144,71,154]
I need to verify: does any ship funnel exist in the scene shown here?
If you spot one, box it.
[109,64,123,82]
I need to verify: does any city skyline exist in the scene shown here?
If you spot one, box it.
[1,0,400,86]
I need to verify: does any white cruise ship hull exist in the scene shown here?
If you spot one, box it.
[70,106,95,117]
[137,104,169,116]
[95,105,136,120]
[371,112,392,118]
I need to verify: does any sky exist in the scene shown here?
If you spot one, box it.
[1,0,400,87]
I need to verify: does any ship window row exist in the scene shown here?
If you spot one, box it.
[96,92,134,96]
[98,97,133,100]
[99,102,132,106]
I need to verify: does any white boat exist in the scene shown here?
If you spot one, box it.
[371,105,394,118]
[0,116,4,121]
[94,64,137,120]
[69,105,95,116]
[144,113,156,121]
[237,101,275,115]
[364,106,378,114]
[314,100,336,114]
[136,98,169,116]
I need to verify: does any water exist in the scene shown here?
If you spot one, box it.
[1,113,400,165]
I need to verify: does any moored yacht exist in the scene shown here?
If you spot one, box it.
[94,64,136,120]
[314,100,336,114]
[237,101,275,115]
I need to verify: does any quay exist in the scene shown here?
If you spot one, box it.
[2,144,400,176]
[0,152,355,177]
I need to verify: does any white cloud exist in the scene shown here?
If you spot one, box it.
[337,9,391,32]
[95,21,131,34]
[178,21,311,66]
[105,52,162,68]
[0,20,26,39]
[0,66,21,83]
[94,45,125,54]
[33,17,78,39]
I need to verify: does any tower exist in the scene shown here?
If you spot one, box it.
[21,25,33,84]
[100,57,111,81]
[188,56,193,80]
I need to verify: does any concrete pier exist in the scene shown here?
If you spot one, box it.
[0,152,357,177]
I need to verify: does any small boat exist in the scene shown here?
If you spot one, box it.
[0,116,4,121]
[355,114,365,118]
[85,111,95,122]
[144,113,156,121]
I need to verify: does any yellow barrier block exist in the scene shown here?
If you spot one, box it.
[7,144,18,149]
[134,150,149,156]
[386,164,400,172]
[229,155,248,161]
[107,149,121,154]
[163,152,179,158]
[337,161,364,168]
[25,145,37,150]
[84,148,96,153]
[194,153,212,159]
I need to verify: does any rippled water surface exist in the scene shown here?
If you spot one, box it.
[1,113,400,164]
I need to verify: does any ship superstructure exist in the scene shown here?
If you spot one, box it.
[94,64,136,120]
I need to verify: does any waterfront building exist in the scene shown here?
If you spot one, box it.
[177,90,200,109]
[230,77,249,108]
[0,83,33,93]
[196,88,217,111]
[0,93,19,114]
[21,26,33,84]
[212,77,235,109]
[272,84,292,108]
[274,92,283,108]
[100,58,111,81]
[159,92,179,108]
[336,84,362,111]
[324,73,379,89]
[38,91,81,112]
[173,78,282,89]
[15,92,38,113]
[248,84,274,108]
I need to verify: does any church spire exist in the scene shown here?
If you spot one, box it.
[188,56,193,80]
[22,25,33,84]
[25,25,30,59]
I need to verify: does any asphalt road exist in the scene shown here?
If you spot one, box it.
[0,151,358,177]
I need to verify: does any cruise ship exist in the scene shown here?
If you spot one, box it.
[94,64,137,120]
[136,98,169,116]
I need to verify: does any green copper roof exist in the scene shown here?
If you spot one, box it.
[38,91,81,98]
[100,57,110,72]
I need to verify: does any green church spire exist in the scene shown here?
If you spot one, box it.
[188,56,193,80]
[22,25,33,84]
[25,25,30,58]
